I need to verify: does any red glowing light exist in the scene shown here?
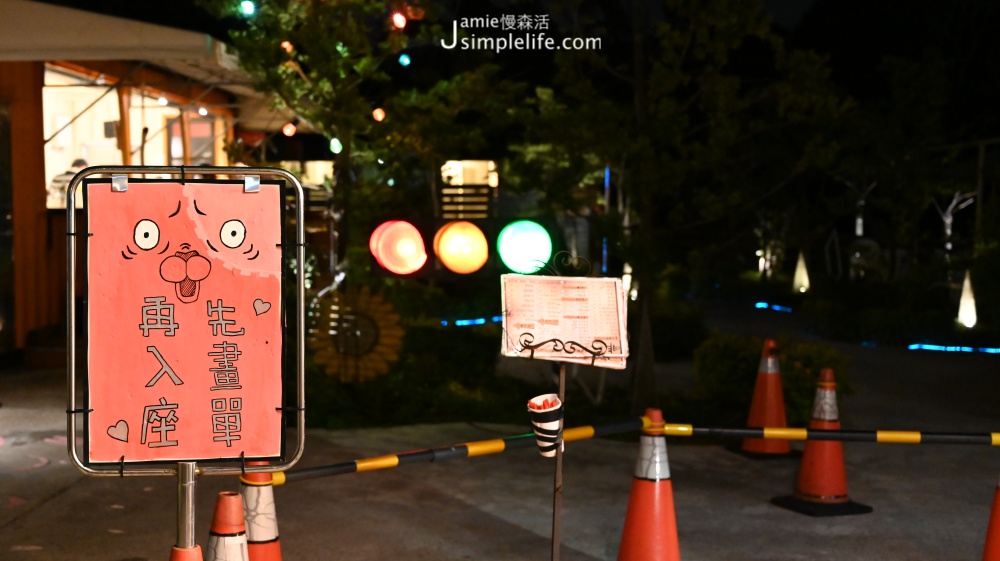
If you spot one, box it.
[370,220,427,275]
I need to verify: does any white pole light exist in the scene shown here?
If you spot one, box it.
[793,251,810,293]
[958,270,977,329]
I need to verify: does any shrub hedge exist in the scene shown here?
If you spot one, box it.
[691,333,851,427]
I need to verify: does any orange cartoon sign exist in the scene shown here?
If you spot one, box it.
[85,179,284,464]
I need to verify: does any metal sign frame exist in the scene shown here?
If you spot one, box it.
[65,165,306,477]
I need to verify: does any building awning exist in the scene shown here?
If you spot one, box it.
[0,0,291,131]
[0,0,220,61]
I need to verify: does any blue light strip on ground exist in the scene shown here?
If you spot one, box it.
[907,344,1000,354]
[440,316,505,327]
[755,302,793,313]
[750,304,999,353]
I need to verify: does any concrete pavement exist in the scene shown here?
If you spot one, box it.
[3,305,1000,560]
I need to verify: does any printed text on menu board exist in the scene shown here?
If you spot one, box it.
[500,275,628,370]
[86,181,283,463]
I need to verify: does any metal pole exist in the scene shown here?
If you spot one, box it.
[976,142,985,254]
[177,462,197,549]
[551,363,566,561]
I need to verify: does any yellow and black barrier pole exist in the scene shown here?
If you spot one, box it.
[281,418,644,484]
[278,416,1000,484]
[665,424,1000,445]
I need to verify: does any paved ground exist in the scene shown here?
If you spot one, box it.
[2,303,1000,560]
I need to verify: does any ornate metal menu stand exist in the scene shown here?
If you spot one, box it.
[521,336,610,561]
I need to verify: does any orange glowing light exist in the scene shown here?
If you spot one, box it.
[433,221,488,274]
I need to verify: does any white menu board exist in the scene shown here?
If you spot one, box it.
[500,275,629,369]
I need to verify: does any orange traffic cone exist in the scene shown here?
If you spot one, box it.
[168,545,204,561]
[771,368,872,516]
[206,492,250,561]
[617,408,681,561]
[240,462,283,561]
[982,475,1000,560]
[741,339,791,456]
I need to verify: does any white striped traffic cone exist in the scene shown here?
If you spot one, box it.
[617,408,681,561]
[742,338,791,456]
[206,491,249,561]
[771,368,871,516]
[240,462,283,561]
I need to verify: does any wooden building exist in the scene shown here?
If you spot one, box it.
[0,0,289,363]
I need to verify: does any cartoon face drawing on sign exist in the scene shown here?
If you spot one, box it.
[122,199,272,303]
[87,181,284,464]
[121,187,282,304]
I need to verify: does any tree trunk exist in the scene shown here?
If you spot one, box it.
[630,278,658,416]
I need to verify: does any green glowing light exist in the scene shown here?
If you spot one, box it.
[497,220,552,274]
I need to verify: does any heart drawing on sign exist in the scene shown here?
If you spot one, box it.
[253,298,271,316]
[107,420,128,442]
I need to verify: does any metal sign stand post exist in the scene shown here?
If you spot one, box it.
[551,362,566,561]
[177,462,197,553]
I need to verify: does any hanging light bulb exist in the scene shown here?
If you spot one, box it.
[198,106,208,116]
[391,12,407,29]
[372,108,386,122]
[282,121,297,137]
[280,40,294,53]
[398,54,411,66]
[329,137,343,154]
[157,96,169,106]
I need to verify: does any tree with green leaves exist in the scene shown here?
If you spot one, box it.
[198,0,528,283]
[200,0,847,412]
[506,0,848,412]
